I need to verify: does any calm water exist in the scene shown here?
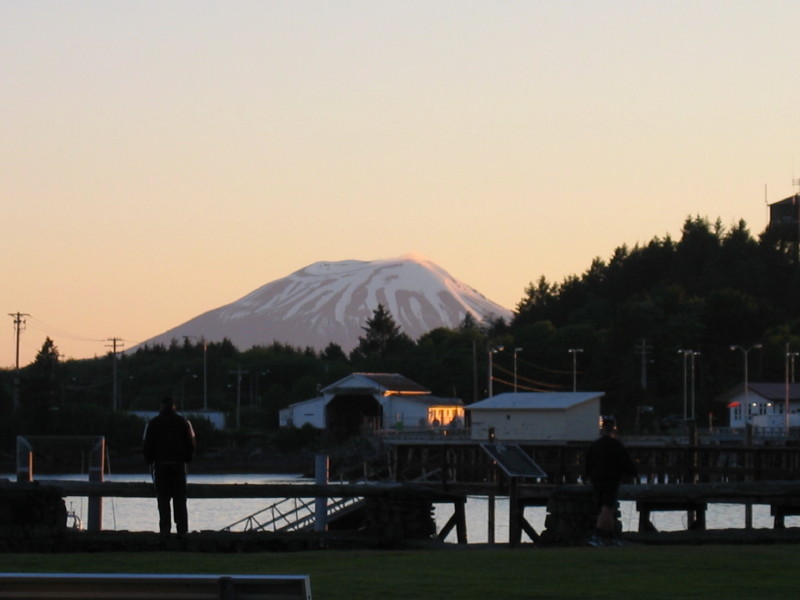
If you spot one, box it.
[7,473,795,543]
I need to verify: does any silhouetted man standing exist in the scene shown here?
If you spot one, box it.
[143,396,196,539]
[585,416,637,546]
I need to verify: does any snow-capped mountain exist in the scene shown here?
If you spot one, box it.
[136,255,513,353]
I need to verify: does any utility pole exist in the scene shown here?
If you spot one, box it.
[8,312,30,410]
[106,338,124,410]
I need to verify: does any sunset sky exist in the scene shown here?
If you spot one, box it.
[2,1,799,367]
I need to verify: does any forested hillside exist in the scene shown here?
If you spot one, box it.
[512,216,800,427]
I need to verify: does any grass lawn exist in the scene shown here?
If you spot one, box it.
[4,544,799,600]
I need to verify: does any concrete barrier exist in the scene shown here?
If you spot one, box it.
[0,573,312,600]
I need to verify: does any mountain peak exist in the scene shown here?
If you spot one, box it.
[137,256,513,353]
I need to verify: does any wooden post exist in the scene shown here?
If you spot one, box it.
[487,429,496,545]
[15,437,33,483]
[314,454,329,532]
[508,477,520,547]
[488,493,495,545]
[437,498,468,544]
[454,498,467,544]
[87,437,105,532]
[17,452,33,483]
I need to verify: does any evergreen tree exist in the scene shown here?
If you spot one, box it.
[350,304,414,362]
[23,337,62,431]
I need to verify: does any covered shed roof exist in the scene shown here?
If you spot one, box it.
[467,391,604,411]
[321,373,431,395]
[716,382,800,404]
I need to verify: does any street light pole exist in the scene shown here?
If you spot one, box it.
[488,346,504,398]
[229,365,248,429]
[690,351,700,421]
[678,349,700,421]
[730,344,763,424]
[568,348,583,392]
[679,349,689,421]
[786,348,799,436]
[184,335,208,410]
[201,338,208,411]
[513,347,523,393]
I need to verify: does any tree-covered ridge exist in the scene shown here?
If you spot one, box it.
[2,215,799,442]
[517,217,798,325]
[512,216,800,421]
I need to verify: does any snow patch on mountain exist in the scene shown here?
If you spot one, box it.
[135,255,513,353]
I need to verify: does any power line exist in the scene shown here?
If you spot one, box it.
[26,315,105,343]
[492,363,564,390]
[513,355,574,376]
[490,374,562,393]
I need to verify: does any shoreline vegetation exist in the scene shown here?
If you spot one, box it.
[4,545,799,600]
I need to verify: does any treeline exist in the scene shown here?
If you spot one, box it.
[513,216,800,423]
[2,215,799,447]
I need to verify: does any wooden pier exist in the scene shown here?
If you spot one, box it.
[6,440,800,550]
[382,439,800,485]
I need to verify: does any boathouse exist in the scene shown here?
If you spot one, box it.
[721,382,800,430]
[279,373,464,437]
[466,391,602,441]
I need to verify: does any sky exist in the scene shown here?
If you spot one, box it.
[2,1,799,367]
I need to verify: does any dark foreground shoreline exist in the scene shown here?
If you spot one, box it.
[7,526,800,554]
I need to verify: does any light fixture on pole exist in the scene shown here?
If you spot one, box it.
[785,348,799,436]
[568,348,583,392]
[679,349,689,421]
[513,347,523,392]
[678,349,700,421]
[690,351,700,421]
[730,344,762,423]
[488,345,504,398]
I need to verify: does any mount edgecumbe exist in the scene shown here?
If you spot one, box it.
[136,255,513,353]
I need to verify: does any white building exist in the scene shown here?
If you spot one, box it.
[722,382,800,429]
[279,373,465,436]
[466,391,603,442]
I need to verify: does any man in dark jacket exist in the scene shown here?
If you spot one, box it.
[585,416,637,546]
[143,396,196,538]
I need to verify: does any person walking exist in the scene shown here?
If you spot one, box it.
[585,416,637,546]
[143,396,196,540]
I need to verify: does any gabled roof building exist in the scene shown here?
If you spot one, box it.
[719,382,800,430]
[466,391,603,442]
[279,373,464,437]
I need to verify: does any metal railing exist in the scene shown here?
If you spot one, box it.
[221,495,364,533]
